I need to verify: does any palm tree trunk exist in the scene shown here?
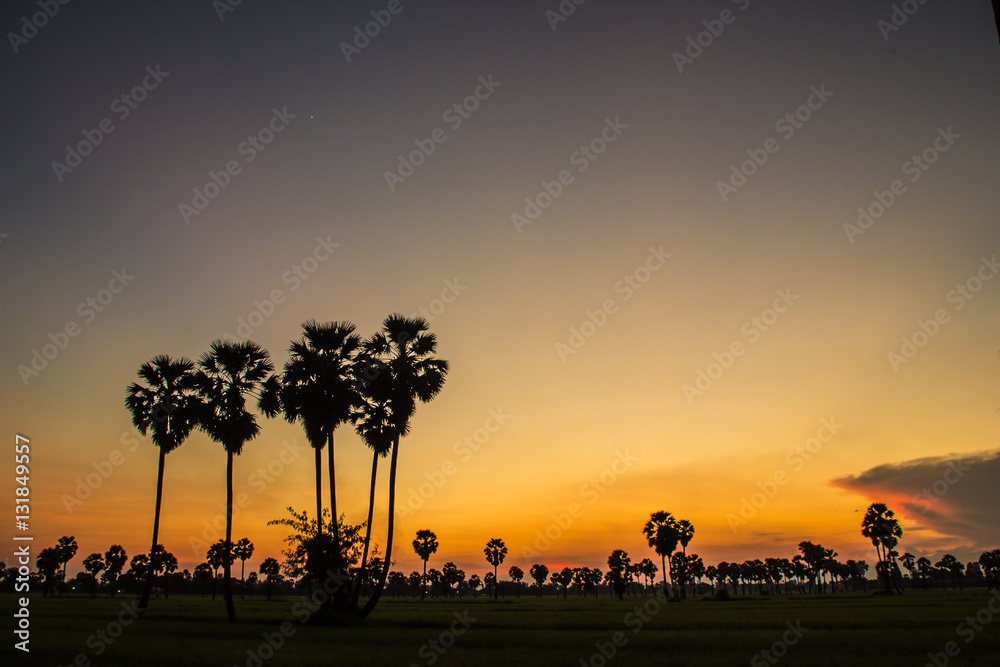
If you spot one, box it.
[421,559,427,600]
[224,451,237,622]
[353,449,380,609]
[359,437,399,618]
[661,555,668,598]
[315,446,323,536]
[138,447,166,613]
[328,431,339,554]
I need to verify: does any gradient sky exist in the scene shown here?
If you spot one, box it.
[2,1,999,580]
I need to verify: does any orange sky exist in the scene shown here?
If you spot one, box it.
[3,1,1000,579]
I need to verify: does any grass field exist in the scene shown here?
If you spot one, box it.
[4,589,999,666]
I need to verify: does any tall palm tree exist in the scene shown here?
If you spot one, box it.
[278,321,361,561]
[484,538,507,600]
[642,511,679,598]
[352,354,399,608]
[412,530,439,600]
[125,354,201,613]
[359,315,448,618]
[860,502,903,594]
[195,340,277,622]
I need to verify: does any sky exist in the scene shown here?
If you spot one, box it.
[2,0,999,580]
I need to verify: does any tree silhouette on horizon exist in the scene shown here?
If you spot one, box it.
[359,315,449,619]
[412,529,439,600]
[861,502,903,594]
[125,354,201,613]
[643,511,679,598]
[484,538,507,600]
[195,339,277,622]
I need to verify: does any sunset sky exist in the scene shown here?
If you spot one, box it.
[2,1,999,580]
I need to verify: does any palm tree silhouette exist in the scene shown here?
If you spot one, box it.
[82,553,104,596]
[125,354,200,613]
[412,529,439,600]
[676,519,695,555]
[642,511,678,598]
[259,557,281,600]
[860,502,903,594]
[358,315,448,618]
[484,538,507,600]
[530,563,549,597]
[352,354,399,609]
[278,322,360,561]
[508,566,524,597]
[102,545,127,597]
[54,536,78,595]
[195,340,277,622]
[233,538,254,599]
[36,547,61,597]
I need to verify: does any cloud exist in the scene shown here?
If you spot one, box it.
[829,449,1000,557]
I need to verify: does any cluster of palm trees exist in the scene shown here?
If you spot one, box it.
[123,314,448,622]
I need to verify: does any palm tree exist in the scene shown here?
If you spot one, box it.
[233,538,255,599]
[102,545,127,597]
[412,529,439,600]
[195,339,277,622]
[860,502,903,593]
[484,538,507,600]
[278,322,361,561]
[642,511,679,598]
[125,354,201,613]
[36,547,61,597]
[259,557,281,600]
[359,315,448,618]
[54,536,78,595]
[82,553,104,596]
[530,564,549,597]
[676,520,695,555]
[352,354,399,608]
[194,563,213,597]
[206,540,232,600]
[508,566,524,597]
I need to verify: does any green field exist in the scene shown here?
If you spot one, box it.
[4,590,999,666]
